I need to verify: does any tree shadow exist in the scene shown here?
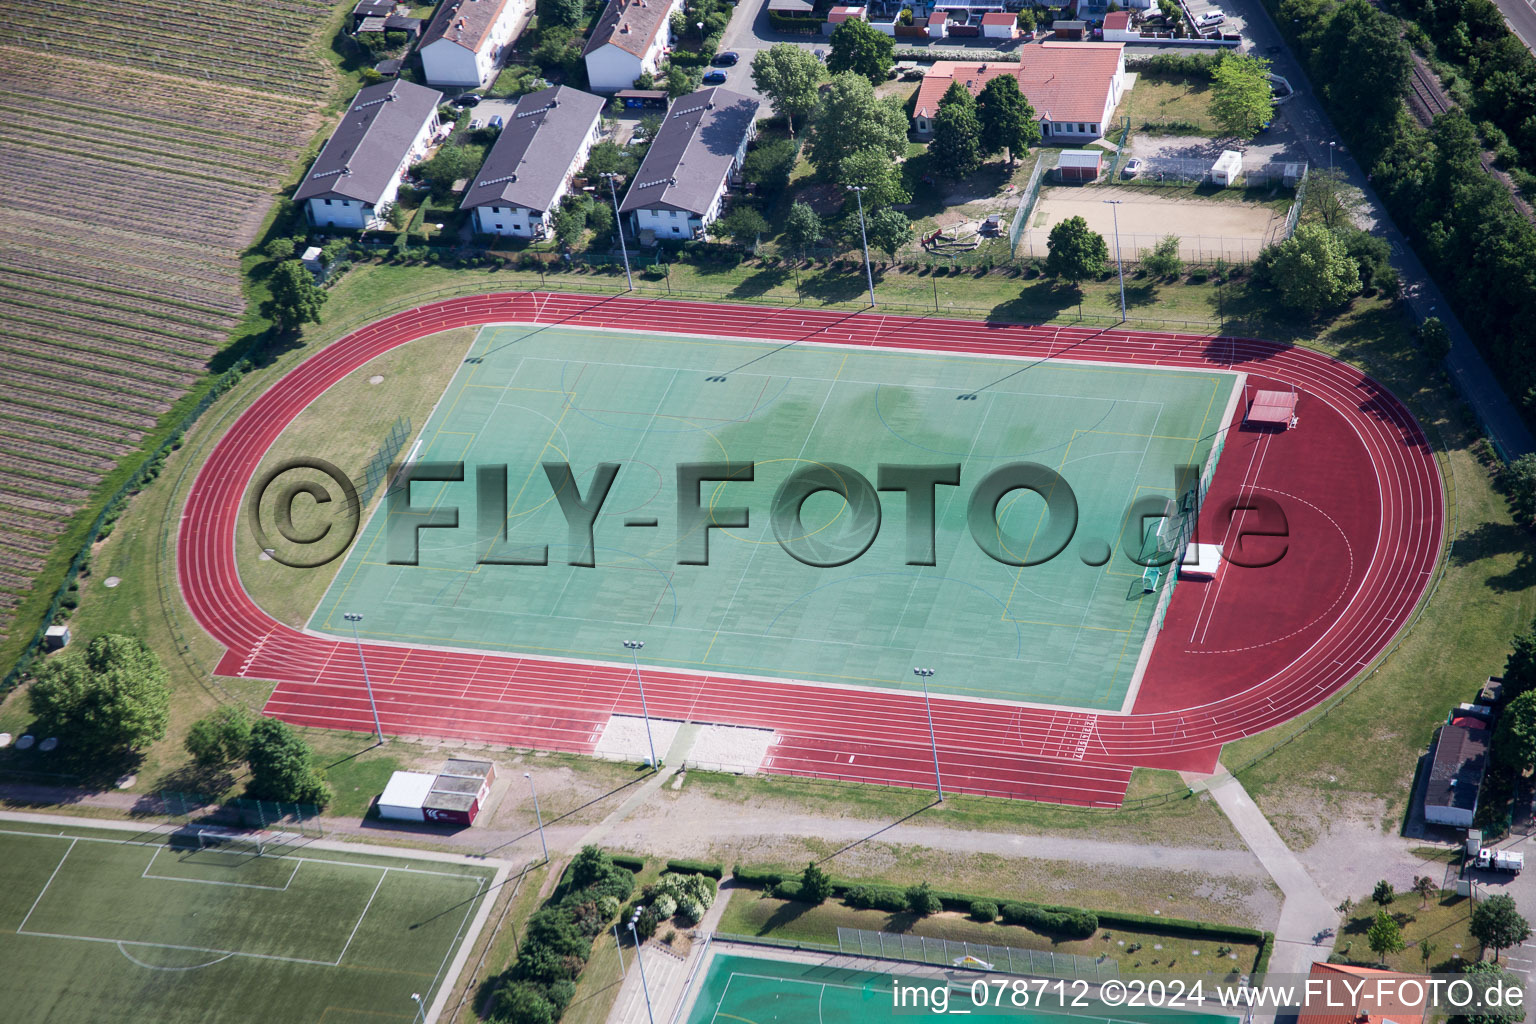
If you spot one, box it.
[730,265,793,299]
[986,279,1080,324]
[761,898,817,933]
[799,267,870,306]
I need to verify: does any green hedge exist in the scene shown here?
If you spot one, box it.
[609,854,646,874]
[771,879,805,900]
[845,884,910,913]
[767,10,822,31]
[1094,910,1263,942]
[1253,931,1275,980]
[732,864,790,887]
[1000,902,1098,939]
[666,859,724,879]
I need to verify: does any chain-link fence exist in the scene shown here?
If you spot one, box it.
[1127,156,1305,190]
[836,927,1120,981]
[161,791,325,835]
[1017,231,1268,263]
[1009,156,1049,254]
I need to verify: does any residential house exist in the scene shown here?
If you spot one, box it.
[1297,963,1426,1024]
[583,0,683,93]
[619,87,761,239]
[460,85,607,237]
[293,79,444,230]
[419,0,524,87]
[911,45,1127,142]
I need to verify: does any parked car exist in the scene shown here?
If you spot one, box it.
[712,51,739,66]
[1122,158,1144,178]
[469,118,483,130]
[901,67,926,80]
[814,48,826,61]
[703,69,728,84]
[452,93,482,107]
[489,114,504,129]
[1195,11,1225,26]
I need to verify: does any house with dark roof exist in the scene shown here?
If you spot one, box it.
[293,79,444,230]
[619,87,760,240]
[911,44,1126,142]
[461,86,606,238]
[583,0,684,93]
[1424,711,1490,828]
[419,0,526,87]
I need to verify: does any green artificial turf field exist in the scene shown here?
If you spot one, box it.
[684,952,1243,1023]
[0,819,495,1023]
[310,324,1238,710]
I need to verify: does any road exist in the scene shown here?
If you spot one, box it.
[1491,0,1536,53]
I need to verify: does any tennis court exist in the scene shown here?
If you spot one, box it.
[0,819,496,1024]
[684,953,1242,1023]
[310,324,1238,711]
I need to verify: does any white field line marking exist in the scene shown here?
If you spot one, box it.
[1,828,479,881]
[18,837,76,932]
[18,928,341,968]
[115,942,236,972]
[140,847,303,892]
[333,868,388,965]
[422,875,488,1012]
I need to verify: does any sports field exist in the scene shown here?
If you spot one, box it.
[310,324,1237,711]
[0,819,496,1024]
[684,953,1242,1023]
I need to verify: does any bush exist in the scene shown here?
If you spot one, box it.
[1000,902,1098,938]
[906,882,942,917]
[772,879,805,900]
[733,865,789,888]
[970,900,999,922]
[653,893,678,919]
[609,853,646,874]
[845,884,910,912]
[677,897,705,923]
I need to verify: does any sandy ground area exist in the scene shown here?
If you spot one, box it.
[1024,186,1285,263]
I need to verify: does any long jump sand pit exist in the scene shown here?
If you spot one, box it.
[1026,185,1286,263]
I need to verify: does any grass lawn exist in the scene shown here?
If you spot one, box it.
[1113,74,1219,135]
[1334,891,1477,973]
[716,891,1262,979]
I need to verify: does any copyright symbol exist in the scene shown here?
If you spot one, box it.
[1100,980,1127,1007]
[246,457,360,569]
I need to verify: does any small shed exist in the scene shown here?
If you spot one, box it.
[1055,149,1103,183]
[927,9,948,36]
[1210,149,1243,186]
[1425,716,1489,828]
[1102,10,1138,40]
[1052,19,1087,39]
[1179,543,1223,579]
[828,5,867,24]
[1244,388,1298,429]
[44,625,70,650]
[981,11,1018,37]
[374,58,403,78]
[768,0,814,9]
[300,246,324,271]
[377,771,437,821]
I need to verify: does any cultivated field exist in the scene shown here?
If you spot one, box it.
[0,11,333,655]
[0,0,342,98]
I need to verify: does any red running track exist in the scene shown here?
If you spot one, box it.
[177,293,1443,806]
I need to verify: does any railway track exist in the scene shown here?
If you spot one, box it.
[1407,57,1451,124]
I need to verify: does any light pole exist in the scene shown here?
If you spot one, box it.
[600,172,633,291]
[845,184,877,308]
[622,640,659,769]
[613,922,627,978]
[628,909,657,1024]
[343,612,385,744]
[1328,141,1337,170]
[1102,199,1126,324]
[524,772,548,863]
[912,667,944,801]
[410,992,426,1024]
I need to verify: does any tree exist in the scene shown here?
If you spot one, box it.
[1471,894,1531,960]
[801,861,832,904]
[661,61,703,100]
[1141,235,1183,279]
[713,206,768,244]
[1209,53,1275,138]
[805,73,909,172]
[1506,619,1536,696]
[1016,8,1037,32]
[1302,168,1365,231]
[553,203,587,249]
[1372,879,1395,906]
[906,881,941,916]
[866,208,913,260]
[493,982,555,1024]
[977,75,1040,165]
[1420,317,1451,361]
[27,634,171,757]
[415,143,481,196]
[1505,455,1536,527]
[1494,691,1536,771]
[581,140,638,183]
[267,259,326,331]
[538,0,584,29]
[263,237,296,260]
[1336,897,1354,916]
[184,704,253,768]
[246,716,331,807]
[1044,216,1109,284]
[826,18,894,86]
[1412,875,1437,908]
[784,202,824,255]
[930,81,983,179]
[741,138,798,194]
[1418,937,1436,970]
[1340,227,1395,294]
[1366,909,1405,962]
[751,44,823,136]
[838,148,910,209]
[1314,0,1411,138]
[1264,222,1359,313]
[1456,960,1525,1024]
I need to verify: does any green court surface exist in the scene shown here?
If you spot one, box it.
[311,325,1237,710]
[0,820,494,1024]
[685,953,1242,1024]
